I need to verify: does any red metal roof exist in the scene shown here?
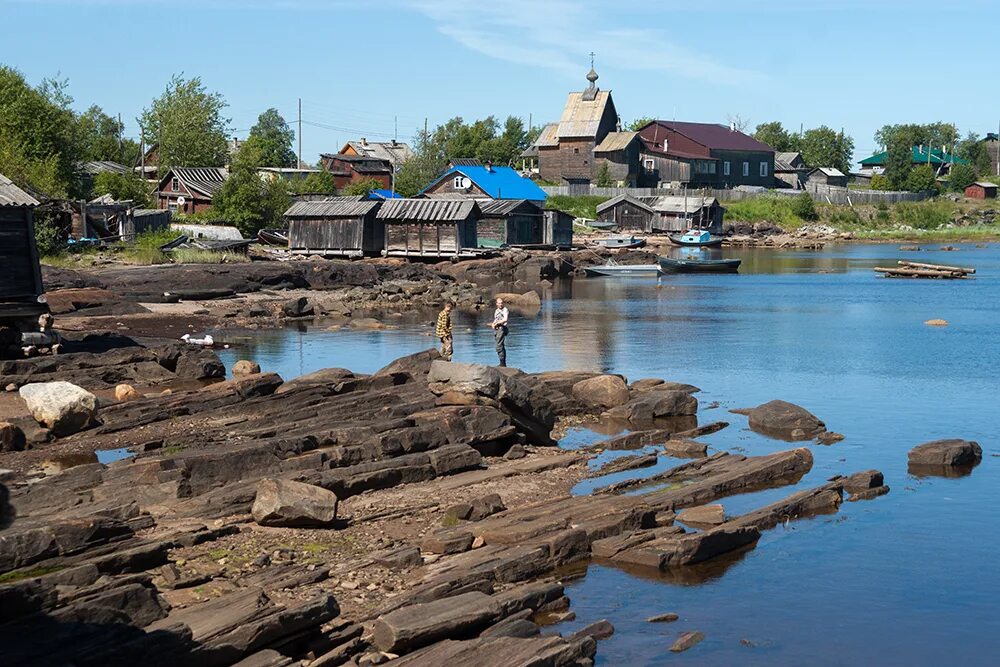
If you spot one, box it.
[647,120,774,152]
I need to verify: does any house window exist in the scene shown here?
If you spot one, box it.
[644,159,655,170]
[723,161,731,176]
[742,162,749,177]
[760,161,769,177]
[171,178,179,192]
[574,148,579,154]
[453,176,464,188]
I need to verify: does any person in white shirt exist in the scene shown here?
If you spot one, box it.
[489,297,509,367]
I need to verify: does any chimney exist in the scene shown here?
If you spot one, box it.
[485,160,493,172]
[729,122,736,132]
[360,137,367,146]
[390,139,397,146]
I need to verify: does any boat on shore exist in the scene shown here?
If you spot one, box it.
[668,229,723,248]
[658,256,741,273]
[584,262,662,277]
[590,234,646,249]
[258,229,289,246]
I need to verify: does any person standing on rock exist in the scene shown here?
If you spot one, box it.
[435,302,454,361]
[490,297,509,367]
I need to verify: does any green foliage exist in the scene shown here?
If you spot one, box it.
[955,132,991,176]
[0,66,83,197]
[948,163,977,193]
[723,196,804,228]
[0,565,64,584]
[875,122,958,153]
[287,170,336,194]
[342,177,382,196]
[172,248,249,264]
[869,174,890,190]
[753,121,799,152]
[905,164,937,193]
[546,194,605,220]
[595,161,613,187]
[91,172,151,206]
[789,191,817,220]
[140,75,230,174]
[799,126,853,174]
[134,228,179,249]
[78,105,139,164]
[893,200,951,229]
[884,135,914,190]
[626,117,654,132]
[34,214,68,257]
[213,141,289,236]
[247,108,296,168]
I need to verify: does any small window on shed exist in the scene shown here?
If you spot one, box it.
[644,159,654,170]
[760,162,769,177]
[742,162,749,177]
[171,178,179,192]
[723,161,731,176]
[574,148,579,154]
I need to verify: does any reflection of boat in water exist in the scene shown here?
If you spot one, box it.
[668,229,723,248]
[658,256,741,273]
[584,262,662,277]
[590,234,646,249]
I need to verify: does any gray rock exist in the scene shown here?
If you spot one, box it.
[282,296,313,318]
[428,360,502,398]
[908,439,982,467]
[251,478,340,527]
[746,400,825,441]
[18,381,97,436]
[571,375,630,409]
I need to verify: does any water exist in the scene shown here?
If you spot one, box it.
[95,447,134,464]
[217,243,1000,665]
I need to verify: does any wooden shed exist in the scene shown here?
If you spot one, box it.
[0,173,46,329]
[543,208,574,248]
[805,167,848,188]
[477,199,543,247]
[595,194,655,232]
[377,198,480,258]
[964,181,997,199]
[596,194,723,234]
[285,197,384,257]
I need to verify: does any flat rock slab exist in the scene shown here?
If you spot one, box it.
[745,400,825,441]
[371,591,499,653]
[251,478,340,528]
[670,630,705,653]
[677,504,725,526]
[571,375,630,409]
[908,439,982,467]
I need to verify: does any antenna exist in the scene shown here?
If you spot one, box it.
[589,51,595,69]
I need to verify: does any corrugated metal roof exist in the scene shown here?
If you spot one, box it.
[285,198,380,217]
[774,152,806,172]
[160,167,229,198]
[477,199,539,217]
[533,123,559,148]
[0,173,40,207]
[341,140,413,167]
[80,160,130,175]
[812,167,846,177]
[860,146,968,167]
[650,121,775,153]
[450,158,482,167]
[376,198,479,222]
[557,90,612,139]
[594,131,638,153]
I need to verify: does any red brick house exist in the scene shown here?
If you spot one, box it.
[156,167,228,214]
[318,154,392,190]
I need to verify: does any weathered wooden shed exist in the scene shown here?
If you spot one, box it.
[543,208,574,247]
[805,167,848,188]
[285,197,384,257]
[377,199,479,258]
[595,194,655,232]
[964,181,997,199]
[0,173,46,329]
[477,199,544,247]
[596,194,723,234]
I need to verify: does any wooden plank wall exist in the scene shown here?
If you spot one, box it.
[0,207,42,299]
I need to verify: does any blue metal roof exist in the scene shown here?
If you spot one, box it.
[368,189,403,199]
[424,166,547,201]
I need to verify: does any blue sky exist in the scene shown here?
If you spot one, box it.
[5,0,999,165]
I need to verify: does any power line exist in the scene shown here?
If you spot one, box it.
[301,119,414,141]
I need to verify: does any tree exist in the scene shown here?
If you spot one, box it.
[626,117,655,132]
[790,191,817,220]
[91,172,151,206]
[288,170,336,194]
[799,126,853,174]
[595,161,613,187]
[753,121,798,152]
[394,124,447,197]
[139,75,230,174]
[905,164,937,193]
[342,177,382,196]
[869,174,890,191]
[884,135,913,190]
[247,108,296,168]
[948,163,976,193]
[956,131,992,175]
[213,140,288,236]
[78,105,139,164]
[726,113,750,133]
[874,122,958,152]
[0,66,83,197]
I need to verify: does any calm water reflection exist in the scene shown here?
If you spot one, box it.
[217,243,1000,665]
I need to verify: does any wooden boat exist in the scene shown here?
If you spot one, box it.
[257,229,289,246]
[668,229,723,248]
[584,262,662,277]
[658,256,741,273]
[590,234,646,249]
[158,234,189,251]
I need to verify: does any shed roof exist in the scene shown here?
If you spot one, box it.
[477,199,540,217]
[644,120,774,152]
[594,131,639,153]
[860,146,969,166]
[557,90,612,139]
[376,198,479,222]
[285,199,381,218]
[423,165,548,201]
[774,152,806,171]
[647,195,719,214]
[533,123,560,148]
[450,158,482,167]
[0,173,40,207]
[810,167,846,177]
[80,160,130,175]
[970,181,998,189]
[159,167,229,198]
[340,140,413,167]
[595,194,653,215]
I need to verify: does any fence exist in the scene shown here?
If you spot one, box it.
[541,184,929,206]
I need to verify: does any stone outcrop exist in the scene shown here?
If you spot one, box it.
[233,360,262,376]
[251,478,340,527]
[743,400,826,441]
[908,439,982,477]
[571,375,630,409]
[19,381,98,436]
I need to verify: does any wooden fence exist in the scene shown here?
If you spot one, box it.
[541,184,929,206]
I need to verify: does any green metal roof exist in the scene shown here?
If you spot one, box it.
[860,146,969,166]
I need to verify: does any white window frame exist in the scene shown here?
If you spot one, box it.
[723,161,731,176]
[644,158,655,170]
[760,161,769,177]
[453,176,464,188]
[742,161,750,177]
[171,178,179,192]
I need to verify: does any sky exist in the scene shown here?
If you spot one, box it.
[4,0,1000,165]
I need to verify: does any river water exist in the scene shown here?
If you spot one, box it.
[217,243,1000,665]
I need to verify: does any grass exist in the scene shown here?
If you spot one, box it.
[40,228,248,267]
[547,194,606,220]
[0,565,64,584]
[172,248,250,264]
[723,195,808,229]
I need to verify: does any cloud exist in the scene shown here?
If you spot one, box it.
[407,0,763,86]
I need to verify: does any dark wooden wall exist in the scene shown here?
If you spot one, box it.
[0,207,43,300]
[288,212,384,255]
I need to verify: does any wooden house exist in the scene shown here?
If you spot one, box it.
[156,167,228,214]
[965,181,997,199]
[318,154,392,190]
[593,131,641,186]
[338,138,413,169]
[596,194,724,234]
[773,152,808,189]
[0,173,46,329]
[805,167,848,188]
[543,208,574,247]
[285,197,384,257]
[477,199,544,247]
[377,199,479,258]
[420,164,548,204]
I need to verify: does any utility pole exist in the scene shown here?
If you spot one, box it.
[424,117,428,142]
[394,115,398,142]
[118,113,123,155]
[297,98,303,169]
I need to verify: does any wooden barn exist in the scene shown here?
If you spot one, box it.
[477,199,544,247]
[596,194,724,234]
[285,197,383,257]
[377,198,480,258]
[964,181,997,199]
[805,167,848,188]
[543,208,574,247]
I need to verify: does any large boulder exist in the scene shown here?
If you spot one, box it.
[375,349,442,378]
[174,349,226,380]
[572,375,630,409]
[232,360,261,376]
[606,390,698,423]
[908,439,982,468]
[493,291,541,310]
[745,400,825,441]
[18,382,98,436]
[428,360,502,398]
[251,478,340,527]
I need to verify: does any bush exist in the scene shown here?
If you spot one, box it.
[91,172,151,206]
[724,196,802,228]
[948,163,976,193]
[789,192,818,220]
[893,201,952,229]
[869,174,890,191]
[905,164,937,194]
[34,214,67,257]
[342,177,383,196]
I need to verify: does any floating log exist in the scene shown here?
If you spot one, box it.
[897,260,975,274]
[874,267,968,279]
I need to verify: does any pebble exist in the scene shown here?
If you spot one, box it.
[647,612,679,623]
[341,581,359,590]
